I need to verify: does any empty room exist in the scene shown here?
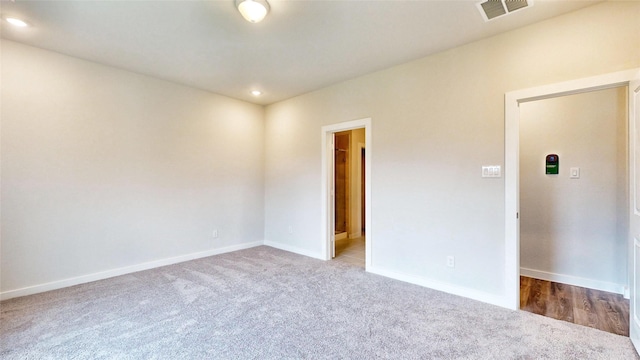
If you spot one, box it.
[2,0,640,358]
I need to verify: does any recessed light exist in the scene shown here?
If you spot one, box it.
[251,90,262,96]
[6,17,28,27]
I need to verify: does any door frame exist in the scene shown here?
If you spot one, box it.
[505,68,640,311]
[359,142,366,236]
[321,118,372,268]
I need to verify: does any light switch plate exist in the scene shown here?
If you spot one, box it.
[482,165,501,178]
[570,167,580,179]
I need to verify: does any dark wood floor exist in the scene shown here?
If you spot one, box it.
[520,276,629,336]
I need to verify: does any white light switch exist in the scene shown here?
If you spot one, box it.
[482,165,501,178]
[570,167,580,179]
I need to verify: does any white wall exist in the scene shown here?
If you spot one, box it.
[2,2,639,306]
[263,2,640,303]
[0,40,265,295]
[520,88,628,292]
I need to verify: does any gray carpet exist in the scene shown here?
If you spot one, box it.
[1,246,638,359]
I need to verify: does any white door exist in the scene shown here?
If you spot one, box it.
[629,72,640,351]
[329,132,336,258]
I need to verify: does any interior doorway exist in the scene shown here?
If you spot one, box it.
[504,68,640,350]
[332,129,365,267]
[334,131,350,239]
[517,87,629,335]
[321,118,372,269]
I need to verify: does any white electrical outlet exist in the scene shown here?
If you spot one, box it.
[446,256,455,268]
[212,229,219,238]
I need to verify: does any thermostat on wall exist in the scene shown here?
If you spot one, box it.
[545,154,558,175]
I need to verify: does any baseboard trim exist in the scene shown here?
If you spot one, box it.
[520,267,625,295]
[367,265,510,309]
[0,241,264,301]
[349,231,362,239]
[335,232,348,241]
[264,240,325,260]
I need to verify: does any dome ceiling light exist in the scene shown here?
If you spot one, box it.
[235,0,270,23]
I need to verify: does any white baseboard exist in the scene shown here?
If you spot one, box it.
[520,267,625,295]
[263,240,325,260]
[0,241,264,301]
[349,231,362,239]
[335,232,348,241]
[367,265,511,309]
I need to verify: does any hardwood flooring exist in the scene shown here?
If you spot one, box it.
[520,276,629,336]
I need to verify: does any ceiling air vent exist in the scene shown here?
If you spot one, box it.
[477,0,533,22]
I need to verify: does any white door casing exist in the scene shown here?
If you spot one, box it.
[330,132,336,258]
[505,69,640,316]
[629,71,640,350]
[321,118,372,267]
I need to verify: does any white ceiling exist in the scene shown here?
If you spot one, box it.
[1,0,601,105]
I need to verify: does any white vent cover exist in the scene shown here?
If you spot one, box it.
[477,0,533,22]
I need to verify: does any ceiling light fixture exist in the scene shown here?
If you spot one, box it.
[251,90,262,96]
[5,17,28,27]
[235,0,270,23]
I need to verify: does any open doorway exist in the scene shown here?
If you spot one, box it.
[333,129,366,267]
[321,118,372,270]
[504,68,640,348]
[334,131,350,240]
[518,87,629,336]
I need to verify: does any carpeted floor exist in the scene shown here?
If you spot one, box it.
[1,246,638,359]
